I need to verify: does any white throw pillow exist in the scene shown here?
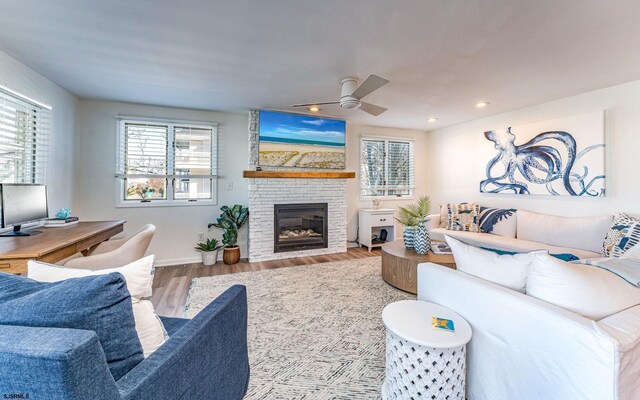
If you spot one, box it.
[445,235,544,293]
[28,255,167,357]
[526,253,640,320]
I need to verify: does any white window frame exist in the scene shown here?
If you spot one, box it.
[360,136,415,200]
[115,116,218,208]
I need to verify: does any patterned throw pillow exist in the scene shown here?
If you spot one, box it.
[447,203,480,232]
[603,213,640,257]
[478,207,518,237]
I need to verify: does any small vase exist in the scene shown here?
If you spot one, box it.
[223,246,241,264]
[414,220,431,255]
[201,250,219,266]
[403,226,416,248]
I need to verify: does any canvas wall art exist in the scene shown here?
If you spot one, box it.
[258,110,346,169]
[479,111,605,196]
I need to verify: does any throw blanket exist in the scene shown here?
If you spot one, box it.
[576,258,640,287]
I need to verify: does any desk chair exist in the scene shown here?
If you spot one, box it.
[63,224,156,269]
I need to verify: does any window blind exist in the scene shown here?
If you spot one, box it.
[360,137,415,197]
[0,87,50,184]
[123,123,168,176]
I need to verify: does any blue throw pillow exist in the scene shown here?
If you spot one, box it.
[480,247,579,262]
[0,272,144,380]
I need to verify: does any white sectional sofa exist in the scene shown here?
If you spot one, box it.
[427,209,613,259]
[417,262,640,400]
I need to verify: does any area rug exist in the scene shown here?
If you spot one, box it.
[184,257,414,399]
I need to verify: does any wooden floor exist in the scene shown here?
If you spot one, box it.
[152,247,381,317]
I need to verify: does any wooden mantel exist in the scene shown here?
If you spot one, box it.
[243,170,356,179]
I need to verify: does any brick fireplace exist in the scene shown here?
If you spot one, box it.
[245,111,351,262]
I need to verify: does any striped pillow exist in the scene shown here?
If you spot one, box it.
[603,213,640,257]
[479,207,517,237]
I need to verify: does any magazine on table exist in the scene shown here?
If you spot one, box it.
[431,241,452,255]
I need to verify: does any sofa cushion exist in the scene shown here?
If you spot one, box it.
[430,228,601,259]
[439,205,448,228]
[446,235,544,292]
[446,203,480,232]
[623,243,640,259]
[478,207,517,237]
[517,210,611,253]
[28,255,167,357]
[527,253,640,320]
[0,272,144,380]
[603,213,640,257]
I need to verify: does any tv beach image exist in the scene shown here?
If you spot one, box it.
[258,110,346,169]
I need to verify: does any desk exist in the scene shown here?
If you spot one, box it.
[0,221,125,275]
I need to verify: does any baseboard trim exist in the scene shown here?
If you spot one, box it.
[154,256,202,267]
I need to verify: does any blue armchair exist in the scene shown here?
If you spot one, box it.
[0,285,250,400]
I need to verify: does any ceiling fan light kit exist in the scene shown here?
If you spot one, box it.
[291,74,390,116]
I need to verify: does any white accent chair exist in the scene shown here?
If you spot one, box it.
[63,224,156,269]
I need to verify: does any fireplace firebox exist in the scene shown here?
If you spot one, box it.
[274,203,328,253]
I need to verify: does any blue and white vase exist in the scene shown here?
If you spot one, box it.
[414,220,431,255]
[403,226,416,248]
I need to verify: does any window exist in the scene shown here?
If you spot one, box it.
[360,137,414,198]
[0,86,50,184]
[116,117,217,206]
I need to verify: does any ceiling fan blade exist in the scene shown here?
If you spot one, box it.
[351,74,390,99]
[290,101,340,107]
[359,101,387,116]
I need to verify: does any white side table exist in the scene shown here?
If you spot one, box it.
[359,208,396,251]
[381,300,472,400]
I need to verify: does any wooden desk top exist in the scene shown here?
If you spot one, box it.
[0,220,126,259]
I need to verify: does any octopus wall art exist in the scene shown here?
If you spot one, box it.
[479,112,605,197]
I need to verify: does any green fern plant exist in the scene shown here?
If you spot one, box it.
[194,238,223,252]
[395,195,431,226]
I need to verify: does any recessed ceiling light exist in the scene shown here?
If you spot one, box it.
[308,106,320,112]
[476,101,490,108]
[427,117,438,122]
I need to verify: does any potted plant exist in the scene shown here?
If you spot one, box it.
[194,238,223,266]
[395,196,431,249]
[209,204,249,265]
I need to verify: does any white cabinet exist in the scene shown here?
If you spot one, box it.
[359,208,396,251]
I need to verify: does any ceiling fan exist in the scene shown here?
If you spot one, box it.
[291,74,390,116]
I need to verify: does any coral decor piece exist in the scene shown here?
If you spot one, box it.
[55,208,72,219]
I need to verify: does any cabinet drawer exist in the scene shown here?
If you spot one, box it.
[0,262,27,275]
[371,213,394,227]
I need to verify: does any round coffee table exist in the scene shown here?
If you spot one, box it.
[381,239,456,294]
[381,300,472,400]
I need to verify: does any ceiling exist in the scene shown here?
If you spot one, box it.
[1,0,640,130]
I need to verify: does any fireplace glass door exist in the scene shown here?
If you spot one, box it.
[274,203,328,253]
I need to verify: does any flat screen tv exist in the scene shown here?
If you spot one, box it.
[258,110,346,169]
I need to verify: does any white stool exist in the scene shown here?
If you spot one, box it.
[382,300,472,400]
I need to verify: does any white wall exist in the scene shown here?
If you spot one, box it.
[75,100,248,266]
[427,80,640,216]
[345,124,429,242]
[0,50,78,212]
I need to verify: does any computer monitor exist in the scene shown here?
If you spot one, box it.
[0,184,48,237]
